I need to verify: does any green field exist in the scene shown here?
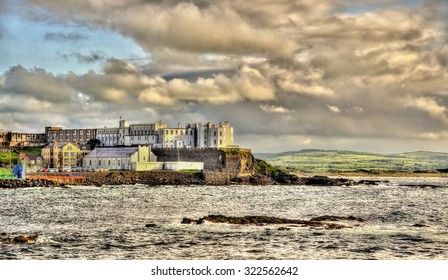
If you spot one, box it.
[256,149,448,174]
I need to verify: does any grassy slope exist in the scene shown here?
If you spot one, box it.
[262,149,448,173]
[0,147,42,166]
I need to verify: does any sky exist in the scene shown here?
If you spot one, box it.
[0,0,447,153]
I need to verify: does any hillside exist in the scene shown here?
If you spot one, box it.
[258,149,448,174]
[0,147,42,167]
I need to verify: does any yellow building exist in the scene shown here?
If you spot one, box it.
[41,142,82,169]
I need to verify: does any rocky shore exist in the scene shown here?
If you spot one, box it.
[0,172,360,188]
[181,214,366,230]
[0,178,61,188]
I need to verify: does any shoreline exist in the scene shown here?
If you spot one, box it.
[294,171,448,178]
[1,170,447,189]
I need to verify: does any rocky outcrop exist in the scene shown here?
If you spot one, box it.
[309,215,366,222]
[0,233,39,244]
[181,214,364,230]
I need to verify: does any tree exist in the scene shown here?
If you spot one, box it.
[87,139,101,150]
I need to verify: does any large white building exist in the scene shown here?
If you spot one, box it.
[96,119,234,149]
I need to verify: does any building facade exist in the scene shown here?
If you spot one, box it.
[45,127,96,145]
[19,154,44,172]
[1,119,234,149]
[41,142,83,169]
[96,119,234,149]
[83,146,160,171]
[0,131,46,147]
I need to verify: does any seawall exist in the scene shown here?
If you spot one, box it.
[152,148,255,173]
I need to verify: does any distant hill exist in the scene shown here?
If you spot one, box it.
[260,149,448,173]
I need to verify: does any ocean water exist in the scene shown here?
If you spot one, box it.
[1,177,447,260]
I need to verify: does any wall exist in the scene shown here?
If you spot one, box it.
[134,162,164,171]
[152,148,255,172]
[153,148,225,171]
[164,161,204,171]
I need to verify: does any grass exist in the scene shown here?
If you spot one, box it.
[262,149,448,174]
[0,167,15,179]
[0,147,42,167]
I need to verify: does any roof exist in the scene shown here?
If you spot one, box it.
[20,154,42,160]
[84,147,139,158]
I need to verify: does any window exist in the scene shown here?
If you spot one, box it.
[71,152,76,156]
[99,160,101,166]
[214,131,217,136]
[214,140,217,145]
[220,131,223,136]
[64,152,69,156]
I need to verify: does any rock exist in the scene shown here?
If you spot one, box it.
[145,223,157,228]
[310,215,366,222]
[0,234,38,244]
[412,223,429,228]
[277,227,290,231]
[183,214,360,230]
[181,218,194,224]
[13,234,39,244]
[303,176,357,186]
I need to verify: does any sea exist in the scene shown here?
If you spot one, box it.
[1,177,447,260]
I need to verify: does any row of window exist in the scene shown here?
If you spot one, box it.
[91,159,131,166]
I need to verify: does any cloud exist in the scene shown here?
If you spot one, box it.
[44,31,87,42]
[407,97,448,124]
[260,105,293,114]
[327,105,341,113]
[73,51,104,64]
[2,0,448,152]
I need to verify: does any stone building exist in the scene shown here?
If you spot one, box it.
[96,119,234,149]
[45,126,96,145]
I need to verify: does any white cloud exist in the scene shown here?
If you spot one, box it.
[327,105,341,113]
[260,105,293,113]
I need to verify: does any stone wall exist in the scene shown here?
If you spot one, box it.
[152,148,255,172]
[152,148,225,171]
